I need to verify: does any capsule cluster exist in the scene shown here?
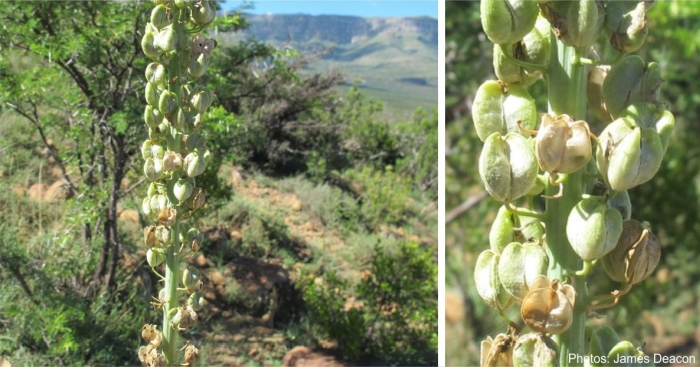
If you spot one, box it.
[138,0,215,365]
[474,1,670,365]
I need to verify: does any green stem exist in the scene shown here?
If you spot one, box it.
[545,37,588,366]
[162,8,185,365]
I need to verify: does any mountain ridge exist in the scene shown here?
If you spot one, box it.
[218,13,437,114]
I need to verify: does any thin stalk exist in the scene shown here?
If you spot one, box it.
[162,7,184,364]
[545,35,588,366]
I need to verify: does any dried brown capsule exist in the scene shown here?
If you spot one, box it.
[601,220,661,285]
[157,207,177,226]
[480,332,515,367]
[184,344,200,365]
[144,225,158,248]
[535,114,593,174]
[520,275,575,335]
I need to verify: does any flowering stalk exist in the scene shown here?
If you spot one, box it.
[138,0,216,365]
[474,1,669,366]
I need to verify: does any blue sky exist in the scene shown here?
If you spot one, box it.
[221,1,437,18]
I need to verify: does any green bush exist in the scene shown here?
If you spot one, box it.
[297,240,437,365]
[345,165,412,228]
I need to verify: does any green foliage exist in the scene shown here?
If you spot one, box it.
[298,240,437,365]
[345,165,412,228]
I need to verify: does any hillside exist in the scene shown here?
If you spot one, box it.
[216,14,438,116]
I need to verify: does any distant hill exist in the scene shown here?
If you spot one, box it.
[216,13,438,116]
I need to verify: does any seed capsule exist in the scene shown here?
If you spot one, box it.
[535,114,593,174]
[144,105,164,130]
[150,4,169,30]
[157,207,177,226]
[566,197,623,261]
[191,0,216,26]
[186,187,206,210]
[480,333,515,367]
[493,16,550,87]
[472,81,537,142]
[144,158,164,182]
[145,62,168,87]
[158,91,179,116]
[606,341,651,366]
[188,52,210,78]
[474,250,514,311]
[141,30,161,59]
[596,103,674,191]
[155,26,178,53]
[520,275,575,335]
[601,220,660,285]
[480,0,538,45]
[512,333,558,367]
[163,151,183,172]
[602,56,663,119]
[498,242,548,301]
[147,248,166,267]
[188,292,205,312]
[540,0,605,48]
[185,132,207,152]
[174,178,195,202]
[190,88,213,113]
[588,65,613,123]
[145,82,160,107]
[184,151,206,177]
[156,225,172,246]
[605,1,650,54]
[489,205,517,254]
[184,344,200,365]
[182,267,202,294]
[478,132,538,203]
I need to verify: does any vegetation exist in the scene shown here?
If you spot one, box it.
[447,1,700,366]
[0,1,437,365]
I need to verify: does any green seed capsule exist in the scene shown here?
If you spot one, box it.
[512,333,558,367]
[142,140,154,160]
[602,56,663,119]
[174,177,195,202]
[540,0,605,48]
[141,30,161,59]
[191,0,216,26]
[159,91,179,116]
[480,0,538,45]
[145,62,168,87]
[472,81,537,142]
[479,133,538,203]
[182,267,202,294]
[596,103,673,191]
[155,26,178,53]
[498,242,548,300]
[144,158,164,181]
[150,4,170,30]
[609,190,632,220]
[184,151,206,177]
[493,16,550,87]
[489,205,517,254]
[605,1,650,54]
[156,225,172,246]
[188,292,205,312]
[145,82,160,107]
[147,248,166,267]
[474,250,513,311]
[566,197,623,261]
[142,197,152,217]
[185,131,206,152]
[190,88,212,113]
[144,105,163,129]
[187,53,210,79]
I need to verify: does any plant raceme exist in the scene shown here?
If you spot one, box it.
[138,0,216,365]
[473,1,672,366]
